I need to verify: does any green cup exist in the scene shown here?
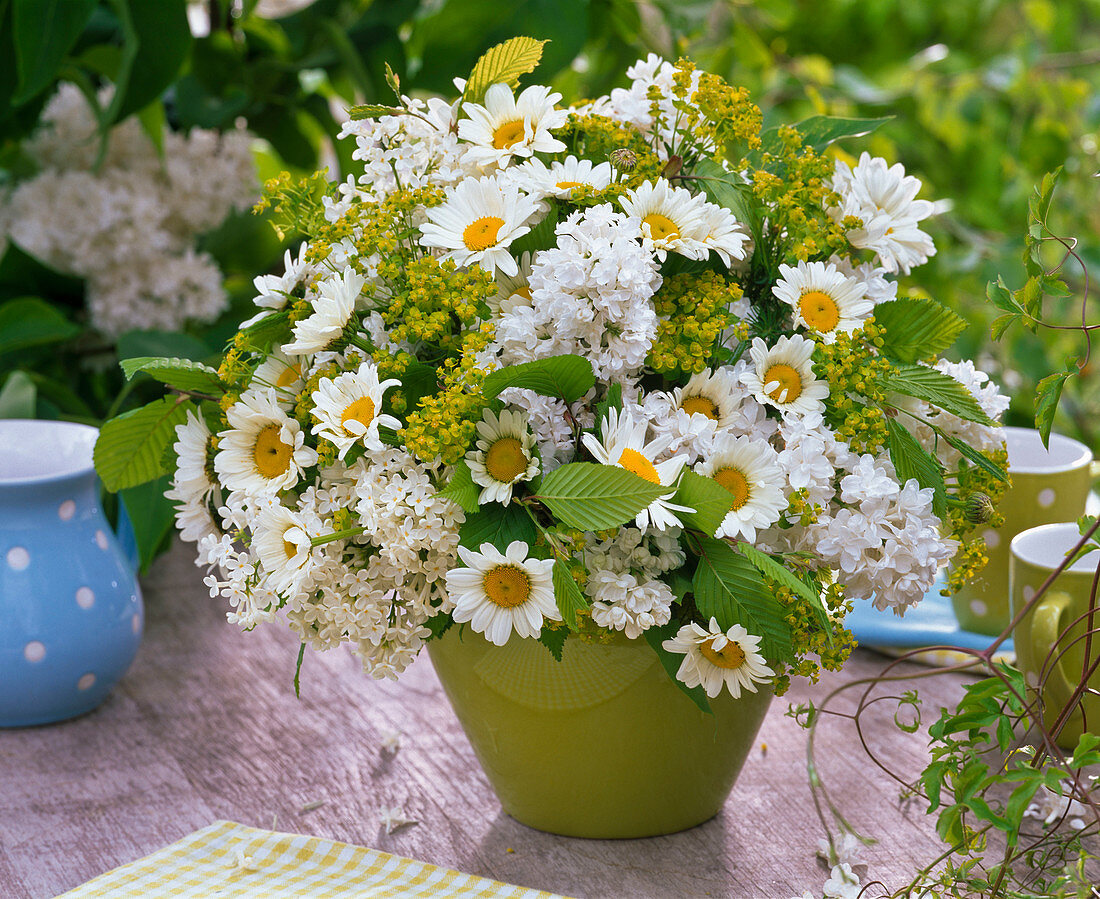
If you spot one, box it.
[1010,522,1100,749]
[952,427,1096,636]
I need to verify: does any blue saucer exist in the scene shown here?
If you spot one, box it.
[845,572,1014,656]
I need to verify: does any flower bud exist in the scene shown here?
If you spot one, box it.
[965,493,996,525]
[609,148,637,173]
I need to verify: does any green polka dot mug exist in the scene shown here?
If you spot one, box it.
[951,427,1098,636]
[1010,522,1099,748]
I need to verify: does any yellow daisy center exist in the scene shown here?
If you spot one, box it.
[283,538,298,559]
[492,119,526,150]
[618,448,661,484]
[341,397,376,434]
[712,466,750,511]
[555,180,584,190]
[680,395,719,420]
[763,363,803,404]
[485,436,528,483]
[275,362,302,388]
[512,285,532,302]
[642,212,680,242]
[483,564,532,608]
[463,216,505,252]
[253,424,293,479]
[798,290,841,332]
[700,637,746,670]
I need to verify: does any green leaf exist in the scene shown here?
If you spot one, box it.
[117,330,212,362]
[463,37,548,103]
[936,429,1009,483]
[986,277,1024,314]
[119,474,175,573]
[135,98,166,157]
[0,242,83,304]
[0,370,36,418]
[692,159,757,227]
[1035,368,1074,449]
[534,462,670,531]
[738,544,830,632]
[671,471,734,537]
[874,297,967,363]
[0,297,80,356]
[691,536,793,663]
[509,207,559,256]
[761,115,891,155]
[458,503,537,554]
[120,357,224,394]
[882,363,993,425]
[885,418,948,518]
[110,0,192,122]
[537,624,568,662]
[643,622,712,714]
[594,383,623,434]
[482,355,595,404]
[11,0,97,105]
[439,460,480,514]
[347,103,408,120]
[425,612,454,641]
[990,313,1019,341]
[237,311,292,354]
[94,397,194,492]
[552,559,589,631]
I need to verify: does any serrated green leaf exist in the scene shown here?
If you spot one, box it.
[936,429,1009,482]
[671,471,733,537]
[439,460,480,513]
[94,397,194,492]
[463,37,548,104]
[534,462,669,531]
[739,544,830,632]
[537,624,568,661]
[347,103,408,120]
[691,536,793,663]
[986,277,1023,314]
[237,311,292,352]
[458,503,537,553]
[482,354,594,404]
[882,363,993,425]
[0,297,80,356]
[0,371,36,418]
[120,356,224,394]
[1035,368,1074,449]
[886,418,948,518]
[643,622,712,714]
[552,559,589,631]
[990,313,1019,341]
[874,297,967,363]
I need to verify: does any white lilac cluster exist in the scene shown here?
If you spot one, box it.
[495,206,662,381]
[156,51,1006,696]
[0,85,257,336]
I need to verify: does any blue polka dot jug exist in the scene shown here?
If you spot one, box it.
[0,420,143,726]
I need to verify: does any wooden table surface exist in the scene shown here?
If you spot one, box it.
[2,541,984,898]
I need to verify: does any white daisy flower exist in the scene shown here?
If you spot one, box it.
[466,408,540,504]
[250,350,306,404]
[311,360,402,459]
[661,617,774,699]
[419,175,541,276]
[619,179,710,261]
[165,409,219,544]
[830,152,936,275]
[283,266,365,355]
[214,388,318,495]
[693,199,750,267]
[743,335,830,417]
[489,250,535,314]
[445,541,559,645]
[515,155,614,200]
[252,502,319,597]
[672,368,745,428]
[581,407,693,533]
[773,260,874,342]
[695,434,785,542]
[252,246,311,311]
[457,82,568,170]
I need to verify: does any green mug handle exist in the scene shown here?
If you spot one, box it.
[1030,590,1076,714]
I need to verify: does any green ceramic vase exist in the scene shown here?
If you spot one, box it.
[426,625,772,839]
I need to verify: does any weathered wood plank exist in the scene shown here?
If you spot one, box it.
[1,541,986,898]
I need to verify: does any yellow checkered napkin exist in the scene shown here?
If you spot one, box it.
[58,820,571,898]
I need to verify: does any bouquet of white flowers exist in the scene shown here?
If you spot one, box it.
[96,38,1008,708]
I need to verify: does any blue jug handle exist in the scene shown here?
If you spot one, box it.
[114,503,142,573]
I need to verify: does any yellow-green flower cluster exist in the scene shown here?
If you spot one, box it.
[379,256,493,351]
[254,169,332,242]
[751,129,849,263]
[559,112,663,186]
[648,271,742,375]
[943,447,1011,596]
[669,59,762,159]
[814,323,895,455]
[770,577,855,696]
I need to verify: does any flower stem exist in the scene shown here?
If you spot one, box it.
[311,527,365,547]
